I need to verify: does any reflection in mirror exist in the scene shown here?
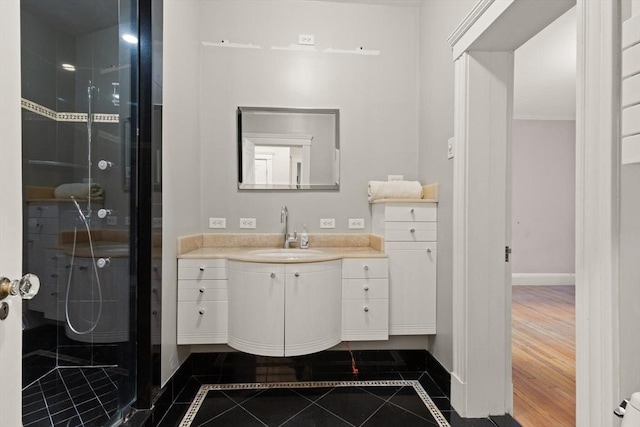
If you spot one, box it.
[237,107,340,190]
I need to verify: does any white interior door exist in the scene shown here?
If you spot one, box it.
[0,0,24,424]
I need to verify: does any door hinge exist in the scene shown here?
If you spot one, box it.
[505,246,512,263]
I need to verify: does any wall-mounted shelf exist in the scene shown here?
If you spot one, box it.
[202,40,261,49]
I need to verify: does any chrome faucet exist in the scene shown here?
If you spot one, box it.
[281,205,297,249]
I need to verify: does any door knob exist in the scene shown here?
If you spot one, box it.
[0,274,40,300]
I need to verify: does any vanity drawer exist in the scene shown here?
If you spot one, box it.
[178,266,228,280]
[342,278,389,300]
[28,204,59,218]
[342,258,388,279]
[27,217,59,234]
[385,204,437,222]
[384,221,437,242]
[342,299,389,341]
[177,301,228,344]
[179,258,227,269]
[178,280,228,302]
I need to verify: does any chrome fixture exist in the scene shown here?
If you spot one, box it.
[111,82,119,106]
[98,159,114,170]
[280,205,297,249]
[97,208,112,219]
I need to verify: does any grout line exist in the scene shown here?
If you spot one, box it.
[51,369,83,424]
[78,368,110,417]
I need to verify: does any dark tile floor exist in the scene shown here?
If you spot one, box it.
[22,367,120,426]
[153,351,519,427]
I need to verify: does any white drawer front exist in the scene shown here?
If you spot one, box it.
[384,221,437,242]
[178,280,228,302]
[385,204,436,222]
[178,267,228,280]
[342,258,388,279]
[177,301,228,344]
[28,204,59,218]
[27,217,59,234]
[179,258,227,269]
[342,278,389,300]
[342,299,388,340]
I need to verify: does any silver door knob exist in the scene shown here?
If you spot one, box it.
[0,274,40,300]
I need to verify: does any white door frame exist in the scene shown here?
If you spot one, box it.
[0,0,24,425]
[448,0,621,424]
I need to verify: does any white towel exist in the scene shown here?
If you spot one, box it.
[54,183,104,200]
[368,181,423,202]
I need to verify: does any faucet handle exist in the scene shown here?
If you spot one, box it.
[287,231,298,242]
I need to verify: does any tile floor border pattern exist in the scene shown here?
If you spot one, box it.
[179,380,450,427]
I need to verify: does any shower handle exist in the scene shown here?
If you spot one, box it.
[0,273,40,301]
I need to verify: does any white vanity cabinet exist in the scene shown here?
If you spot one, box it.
[177,259,228,344]
[228,260,342,357]
[341,258,389,341]
[372,202,437,335]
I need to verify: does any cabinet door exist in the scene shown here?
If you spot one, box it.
[387,242,437,335]
[284,261,341,356]
[228,262,285,356]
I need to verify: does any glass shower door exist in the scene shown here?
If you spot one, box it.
[20,0,139,424]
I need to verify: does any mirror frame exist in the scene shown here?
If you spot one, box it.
[237,106,340,191]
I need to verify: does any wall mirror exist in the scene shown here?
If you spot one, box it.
[237,107,340,190]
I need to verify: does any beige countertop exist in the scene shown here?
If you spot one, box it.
[178,246,386,263]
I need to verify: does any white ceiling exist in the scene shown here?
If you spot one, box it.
[514,6,577,120]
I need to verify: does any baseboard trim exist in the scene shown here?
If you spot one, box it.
[426,351,451,398]
[511,273,575,286]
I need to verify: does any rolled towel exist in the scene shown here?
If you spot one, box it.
[368,180,423,202]
[54,183,104,201]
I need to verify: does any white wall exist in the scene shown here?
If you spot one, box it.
[162,0,203,386]
[417,0,477,372]
[513,7,576,120]
[198,0,419,233]
[511,120,575,275]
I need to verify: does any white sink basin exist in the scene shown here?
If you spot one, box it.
[247,248,326,260]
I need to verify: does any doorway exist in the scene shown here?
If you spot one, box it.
[510,7,577,425]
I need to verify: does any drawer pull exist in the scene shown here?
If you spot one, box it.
[199,288,205,293]
[199,266,205,271]
[271,273,276,278]
[198,309,205,315]
[410,228,416,233]
[427,248,432,253]
[364,286,369,291]
[363,306,369,312]
[410,208,415,213]
[364,265,369,271]
[295,272,300,277]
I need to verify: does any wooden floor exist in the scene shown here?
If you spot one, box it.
[512,285,575,427]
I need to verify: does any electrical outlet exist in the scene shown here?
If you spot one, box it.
[152,217,162,228]
[447,137,455,159]
[240,218,256,229]
[348,218,365,229]
[106,216,118,226]
[209,217,226,229]
[388,175,403,181]
[320,218,335,229]
[298,34,315,45]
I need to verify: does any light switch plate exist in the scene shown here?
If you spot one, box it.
[240,218,256,229]
[320,218,335,229]
[447,137,455,159]
[388,175,403,181]
[209,217,226,228]
[348,218,364,229]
